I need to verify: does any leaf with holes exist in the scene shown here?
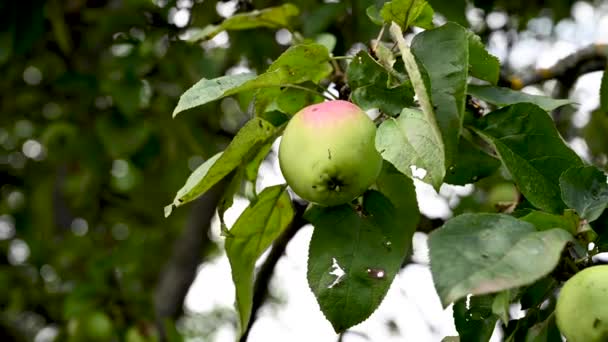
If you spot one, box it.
[376,107,445,189]
[306,190,418,332]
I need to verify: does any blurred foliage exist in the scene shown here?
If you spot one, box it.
[0,0,605,341]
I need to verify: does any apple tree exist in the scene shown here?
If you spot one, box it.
[166,0,608,341]
[2,0,608,341]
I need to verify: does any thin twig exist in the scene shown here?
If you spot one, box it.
[500,44,608,89]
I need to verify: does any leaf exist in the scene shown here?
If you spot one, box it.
[375,161,419,210]
[346,51,414,116]
[444,135,501,185]
[520,210,579,234]
[376,108,445,189]
[426,0,467,26]
[164,152,223,218]
[411,22,469,167]
[225,185,294,336]
[254,85,324,117]
[365,5,383,25]
[520,277,558,310]
[525,314,562,342]
[560,165,608,222]
[453,294,498,342]
[173,73,256,117]
[467,32,500,85]
[188,4,300,41]
[468,85,573,111]
[413,3,435,29]
[429,213,573,306]
[173,44,332,117]
[601,66,608,113]
[389,23,445,187]
[306,190,418,332]
[472,103,583,213]
[381,0,434,30]
[165,118,276,216]
[245,142,273,183]
[491,290,511,325]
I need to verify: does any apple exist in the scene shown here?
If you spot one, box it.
[67,311,114,342]
[279,100,382,206]
[556,265,608,342]
[125,325,159,342]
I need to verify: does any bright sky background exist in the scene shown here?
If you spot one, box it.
[182,2,608,341]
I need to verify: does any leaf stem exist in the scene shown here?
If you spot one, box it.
[282,84,335,101]
[371,24,386,54]
[330,56,354,60]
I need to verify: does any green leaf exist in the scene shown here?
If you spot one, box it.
[453,294,498,342]
[467,32,500,85]
[306,190,418,332]
[444,135,501,185]
[173,73,256,117]
[560,165,608,222]
[520,210,579,234]
[188,4,299,41]
[429,213,573,306]
[174,43,332,117]
[381,0,434,30]
[413,3,435,29]
[601,66,608,113]
[245,142,273,183]
[442,337,460,342]
[365,5,383,25]
[389,23,445,187]
[473,103,583,213]
[520,277,558,310]
[225,185,294,336]
[164,152,223,217]
[376,108,445,189]
[165,118,276,216]
[375,161,419,210]
[427,0,467,26]
[254,85,323,116]
[346,51,414,116]
[491,290,511,325]
[468,85,574,111]
[411,22,469,167]
[525,314,562,342]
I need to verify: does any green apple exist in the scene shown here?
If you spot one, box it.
[556,265,608,342]
[279,100,382,206]
[125,325,159,342]
[67,311,114,342]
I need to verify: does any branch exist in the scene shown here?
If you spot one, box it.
[240,201,308,342]
[154,180,226,340]
[500,44,608,89]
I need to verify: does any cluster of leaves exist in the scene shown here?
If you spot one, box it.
[168,0,608,340]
